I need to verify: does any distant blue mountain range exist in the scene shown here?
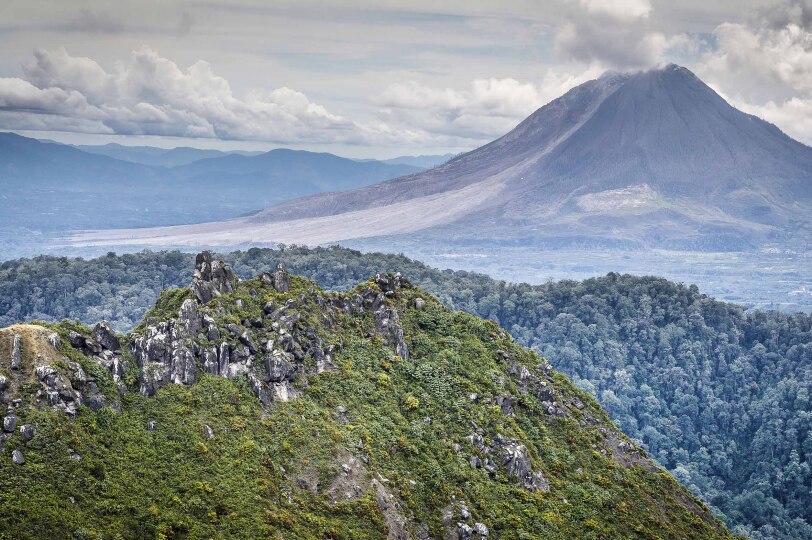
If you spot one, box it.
[0,132,425,237]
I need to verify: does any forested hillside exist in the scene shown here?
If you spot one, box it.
[1,246,810,539]
[0,256,731,539]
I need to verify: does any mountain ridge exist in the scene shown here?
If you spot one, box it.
[0,251,732,539]
[0,132,421,236]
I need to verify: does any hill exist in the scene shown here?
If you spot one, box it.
[74,143,263,167]
[0,133,420,239]
[0,246,807,538]
[173,148,422,195]
[74,64,812,251]
[379,154,455,168]
[0,252,730,539]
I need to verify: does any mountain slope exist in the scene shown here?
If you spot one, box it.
[75,65,812,250]
[0,252,731,539]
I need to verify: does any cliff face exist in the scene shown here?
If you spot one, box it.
[0,253,731,539]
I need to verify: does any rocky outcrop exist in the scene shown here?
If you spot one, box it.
[130,254,338,403]
[190,251,239,304]
[509,360,561,416]
[2,414,18,433]
[330,274,410,360]
[68,326,126,384]
[93,322,120,352]
[131,300,199,396]
[492,434,549,492]
[273,263,290,293]
[126,258,418,407]
[10,334,21,370]
[465,431,548,492]
[34,365,82,417]
[19,424,34,442]
[443,499,490,540]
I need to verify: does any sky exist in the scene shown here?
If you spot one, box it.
[1,0,812,158]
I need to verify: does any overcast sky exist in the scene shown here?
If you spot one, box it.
[1,0,812,158]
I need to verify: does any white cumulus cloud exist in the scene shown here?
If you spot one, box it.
[0,47,603,149]
[696,1,812,144]
[374,68,602,142]
[0,46,367,144]
[555,0,668,69]
[578,0,652,21]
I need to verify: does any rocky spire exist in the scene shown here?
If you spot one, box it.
[190,251,239,304]
[260,262,291,292]
[273,263,290,293]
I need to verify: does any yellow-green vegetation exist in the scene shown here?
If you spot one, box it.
[0,270,733,539]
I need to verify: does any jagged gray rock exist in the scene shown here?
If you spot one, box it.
[495,395,517,416]
[93,321,120,352]
[458,523,474,539]
[34,365,82,416]
[46,332,60,349]
[492,434,549,492]
[190,251,239,304]
[273,263,290,292]
[124,257,400,408]
[263,349,295,383]
[11,449,24,464]
[3,414,18,433]
[131,298,202,395]
[10,334,21,370]
[19,424,34,442]
[374,302,409,360]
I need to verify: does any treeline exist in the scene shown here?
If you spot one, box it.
[1,245,810,539]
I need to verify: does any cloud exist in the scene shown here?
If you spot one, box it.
[752,0,812,30]
[695,0,812,143]
[64,8,125,35]
[700,21,812,102]
[177,11,195,37]
[578,0,652,21]
[375,67,603,140]
[736,97,812,143]
[376,78,545,140]
[555,0,666,69]
[0,47,604,149]
[0,47,370,144]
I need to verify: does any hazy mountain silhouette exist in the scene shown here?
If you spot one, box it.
[0,133,420,235]
[74,143,263,167]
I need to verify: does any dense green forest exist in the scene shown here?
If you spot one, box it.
[1,246,810,539]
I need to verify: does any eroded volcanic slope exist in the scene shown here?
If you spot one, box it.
[74,64,812,251]
[0,253,731,539]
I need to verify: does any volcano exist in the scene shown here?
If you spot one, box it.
[74,64,812,251]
